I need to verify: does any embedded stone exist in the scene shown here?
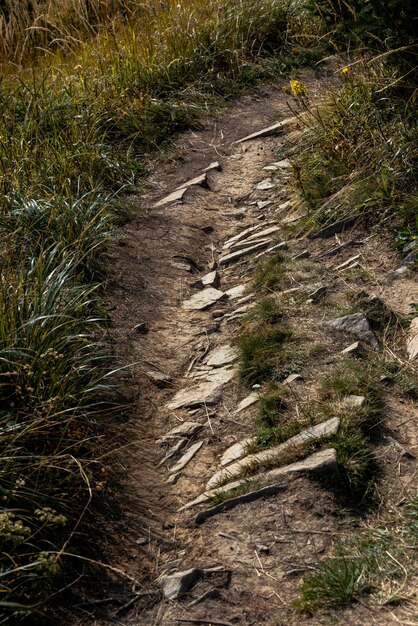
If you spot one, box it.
[158,422,204,443]
[327,313,379,350]
[154,187,187,208]
[166,381,224,410]
[206,345,237,368]
[220,438,255,466]
[183,288,227,311]
[236,392,259,413]
[205,418,340,489]
[256,178,275,191]
[169,440,204,474]
[219,241,271,265]
[236,119,294,143]
[406,318,418,360]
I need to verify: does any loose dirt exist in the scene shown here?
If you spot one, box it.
[71,70,417,626]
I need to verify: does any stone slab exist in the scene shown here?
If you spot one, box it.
[166,381,224,411]
[327,313,379,350]
[407,317,418,360]
[183,287,227,311]
[206,345,237,368]
[169,440,204,474]
[219,241,271,266]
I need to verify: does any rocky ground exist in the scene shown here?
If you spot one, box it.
[75,71,417,626]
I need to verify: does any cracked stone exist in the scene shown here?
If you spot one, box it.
[166,381,224,410]
[219,241,271,265]
[158,422,204,444]
[206,345,237,367]
[169,440,204,474]
[182,287,227,311]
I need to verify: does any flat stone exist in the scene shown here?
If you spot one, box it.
[203,161,221,172]
[145,370,172,387]
[230,238,271,253]
[219,241,271,266]
[183,288,227,311]
[247,225,281,241]
[341,395,366,409]
[224,303,256,323]
[176,172,208,191]
[166,381,224,411]
[206,417,340,489]
[293,250,310,260]
[158,422,204,443]
[236,119,292,143]
[220,438,255,466]
[162,566,225,599]
[202,366,236,384]
[341,341,364,356]
[254,241,288,259]
[336,255,361,270]
[191,270,220,290]
[158,438,188,466]
[406,318,418,360]
[310,216,357,239]
[263,159,290,171]
[225,285,247,299]
[170,260,193,272]
[133,322,149,334]
[236,392,259,413]
[154,187,187,208]
[169,440,204,474]
[256,178,275,191]
[194,482,288,525]
[179,449,338,512]
[257,200,272,209]
[206,345,237,368]
[223,223,271,249]
[283,373,303,384]
[166,472,180,484]
[327,313,379,350]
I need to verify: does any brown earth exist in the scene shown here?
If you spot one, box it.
[70,69,417,626]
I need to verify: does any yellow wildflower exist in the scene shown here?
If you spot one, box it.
[289,79,307,98]
[341,66,350,75]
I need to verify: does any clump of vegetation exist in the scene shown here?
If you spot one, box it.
[299,494,418,614]
[236,325,293,384]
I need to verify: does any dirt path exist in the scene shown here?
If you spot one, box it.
[82,71,417,626]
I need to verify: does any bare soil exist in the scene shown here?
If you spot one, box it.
[70,70,417,626]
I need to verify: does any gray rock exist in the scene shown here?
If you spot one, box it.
[336,255,361,270]
[166,381,224,410]
[236,392,259,413]
[191,270,220,290]
[206,345,237,368]
[179,449,338,512]
[202,366,236,384]
[254,241,288,259]
[341,341,364,356]
[176,172,209,191]
[247,225,281,241]
[158,422,203,444]
[283,373,303,384]
[206,417,340,489]
[154,187,187,208]
[162,567,225,599]
[220,438,255,466]
[308,286,327,302]
[327,313,379,350]
[310,216,357,239]
[219,241,271,266]
[223,223,270,249]
[236,119,293,143]
[183,287,227,311]
[158,438,188,467]
[203,161,221,173]
[341,395,366,409]
[256,178,275,191]
[263,159,290,171]
[170,260,193,272]
[166,472,180,485]
[169,440,204,474]
[257,200,272,209]
[406,318,418,360]
[229,238,271,253]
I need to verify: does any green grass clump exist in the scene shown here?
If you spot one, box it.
[253,253,286,291]
[236,325,293,384]
[291,60,417,239]
[298,493,418,614]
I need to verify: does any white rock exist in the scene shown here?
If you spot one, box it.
[256,178,275,191]
[247,225,280,241]
[166,381,224,410]
[158,422,203,443]
[236,392,259,413]
[219,241,271,265]
[225,285,247,299]
[154,187,187,208]
[206,345,237,367]
[206,418,340,489]
[223,224,266,249]
[283,373,303,384]
[229,238,271,253]
[236,118,295,143]
[202,366,236,384]
[257,200,272,209]
[176,172,208,191]
[169,440,204,474]
[407,318,418,360]
[203,161,221,172]
[220,438,255,466]
[183,287,227,311]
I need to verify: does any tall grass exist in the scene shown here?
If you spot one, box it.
[0,0,311,619]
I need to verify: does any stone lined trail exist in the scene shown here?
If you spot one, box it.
[97,77,417,626]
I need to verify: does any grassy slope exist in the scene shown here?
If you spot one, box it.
[0,0,315,621]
